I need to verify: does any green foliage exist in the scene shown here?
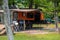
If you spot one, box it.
[8,0,17,5]
[0,0,60,18]
[16,0,29,8]
[0,0,3,5]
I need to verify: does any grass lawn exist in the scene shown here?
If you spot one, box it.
[33,23,60,28]
[0,33,60,40]
[0,24,60,40]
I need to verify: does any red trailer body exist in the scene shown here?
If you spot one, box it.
[11,9,45,30]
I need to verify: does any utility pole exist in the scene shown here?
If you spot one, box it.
[3,0,14,40]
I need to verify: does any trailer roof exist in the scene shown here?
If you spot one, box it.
[10,9,38,12]
[0,9,38,13]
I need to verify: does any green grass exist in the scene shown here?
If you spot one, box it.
[0,33,60,40]
[33,23,60,28]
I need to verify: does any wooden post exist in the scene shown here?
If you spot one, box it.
[10,11,13,24]
[3,0,14,40]
[24,20,25,30]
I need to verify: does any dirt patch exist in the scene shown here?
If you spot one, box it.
[19,30,49,34]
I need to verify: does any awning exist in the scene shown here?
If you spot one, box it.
[10,9,38,12]
[0,9,38,13]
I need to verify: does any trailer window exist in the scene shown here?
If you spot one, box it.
[27,12,34,18]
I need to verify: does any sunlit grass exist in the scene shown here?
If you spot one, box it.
[0,33,60,40]
[33,23,60,28]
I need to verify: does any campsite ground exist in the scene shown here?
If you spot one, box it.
[0,23,60,40]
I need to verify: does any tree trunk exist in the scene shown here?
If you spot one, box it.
[54,2,59,31]
[0,5,2,9]
[35,4,38,9]
[29,0,33,9]
[3,0,14,40]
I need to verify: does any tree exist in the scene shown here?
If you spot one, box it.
[53,1,59,31]
[29,0,33,9]
[0,0,3,9]
[47,0,60,31]
[3,0,14,40]
[8,0,17,9]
